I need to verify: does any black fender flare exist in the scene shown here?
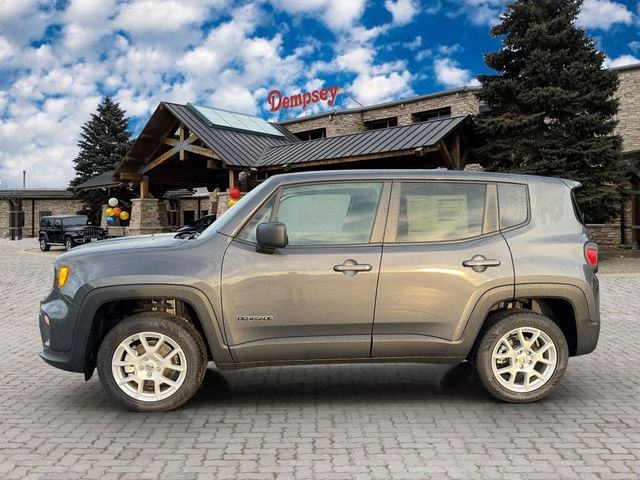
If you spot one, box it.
[76,284,233,378]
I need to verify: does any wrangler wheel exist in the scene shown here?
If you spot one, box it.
[97,313,207,412]
[64,237,75,251]
[474,311,568,403]
[39,237,50,252]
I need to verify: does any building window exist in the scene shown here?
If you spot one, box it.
[294,128,326,141]
[365,117,398,130]
[39,211,52,219]
[412,107,452,122]
[256,171,270,183]
[183,210,196,226]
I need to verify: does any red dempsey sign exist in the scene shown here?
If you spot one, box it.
[268,86,340,112]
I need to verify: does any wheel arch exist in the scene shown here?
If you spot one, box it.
[462,283,593,359]
[78,284,233,379]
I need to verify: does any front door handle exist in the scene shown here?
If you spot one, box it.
[462,255,501,273]
[333,259,372,276]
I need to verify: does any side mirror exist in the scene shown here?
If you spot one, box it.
[256,222,288,250]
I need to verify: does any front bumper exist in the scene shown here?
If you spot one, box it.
[39,290,85,373]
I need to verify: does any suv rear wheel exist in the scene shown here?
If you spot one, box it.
[97,313,207,412]
[39,236,50,252]
[474,311,568,403]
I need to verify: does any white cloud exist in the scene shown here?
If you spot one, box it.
[629,41,640,52]
[350,71,413,105]
[384,0,420,26]
[577,0,633,30]
[604,54,640,68]
[404,35,422,50]
[434,58,478,88]
[0,36,15,62]
[449,0,506,26]
[268,0,366,31]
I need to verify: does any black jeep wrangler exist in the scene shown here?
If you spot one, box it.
[39,215,106,251]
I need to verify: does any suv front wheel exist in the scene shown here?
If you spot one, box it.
[97,313,208,411]
[64,237,75,251]
[474,311,568,403]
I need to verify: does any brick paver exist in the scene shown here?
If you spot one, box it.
[0,239,639,479]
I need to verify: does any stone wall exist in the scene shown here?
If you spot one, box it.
[587,203,634,247]
[127,198,170,236]
[0,198,83,239]
[283,89,481,138]
[616,66,640,154]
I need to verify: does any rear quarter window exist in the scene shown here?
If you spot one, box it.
[498,183,529,229]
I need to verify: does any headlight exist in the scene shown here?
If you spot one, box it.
[78,230,84,235]
[58,266,70,288]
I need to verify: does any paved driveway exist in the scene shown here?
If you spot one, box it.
[1,239,639,480]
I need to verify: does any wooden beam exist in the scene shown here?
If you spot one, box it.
[452,132,461,170]
[439,141,455,169]
[179,125,186,161]
[119,172,143,181]
[141,146,179,174]
[184,144,221,160]
[140,176,149,198]
[187,133,198,144]
[163,138,179,146]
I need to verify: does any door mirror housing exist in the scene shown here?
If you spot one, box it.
[256,222,288,250]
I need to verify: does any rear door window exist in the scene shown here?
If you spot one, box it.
[498,184,529,229]
[394,182,487,242]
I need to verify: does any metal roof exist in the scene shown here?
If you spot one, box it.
[162,103,298,167]
[257,116,469,167]
[76,170,119,190]
[0,189,77,199]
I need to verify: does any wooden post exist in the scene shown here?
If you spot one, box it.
[179,125,186,161]
[228,170,238,190]
[140,176,149,199]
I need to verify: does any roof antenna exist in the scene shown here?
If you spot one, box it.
[342,91,364,108]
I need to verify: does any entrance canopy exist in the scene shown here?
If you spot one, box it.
[115,101,473,197]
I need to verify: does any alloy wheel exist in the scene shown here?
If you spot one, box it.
[491,327,557,393]
[111,332,188,402]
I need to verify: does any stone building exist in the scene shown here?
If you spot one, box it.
[0,189,84,239]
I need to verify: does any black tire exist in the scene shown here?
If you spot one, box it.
[474,310,568,403]
[97,312,208,412]
[39,236,50,252]
[64,237,75,251]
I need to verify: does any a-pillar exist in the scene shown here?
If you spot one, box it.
[127,198,170,236]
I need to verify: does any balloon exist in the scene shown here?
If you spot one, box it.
[229,188,241,200]
[119,211,129,221]
[108,198,118,207]
[227,199,238,208]
[106,216,116,225]
[113,207,122,216]
[106,208,114,216]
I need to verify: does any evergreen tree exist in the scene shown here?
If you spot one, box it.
[475,0,627,223]
[69,97,132,223]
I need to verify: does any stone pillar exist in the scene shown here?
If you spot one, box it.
[126,198,170,236]
[100,205,109,229]
[216,192,231,217]
[208,188,219,217]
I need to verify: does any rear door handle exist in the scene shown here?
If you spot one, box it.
[334,259,372,276]
[462,255,501,272]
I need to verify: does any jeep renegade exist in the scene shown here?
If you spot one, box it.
[39,170,600,411]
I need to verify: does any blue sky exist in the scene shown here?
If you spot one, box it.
[0,0,639,188]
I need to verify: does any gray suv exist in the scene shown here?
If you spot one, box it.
[39,170,600,411]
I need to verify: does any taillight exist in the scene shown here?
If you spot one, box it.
[584,243,598,269]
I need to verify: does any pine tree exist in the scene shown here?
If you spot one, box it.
[69,97,132,223]
[475,0,628,223]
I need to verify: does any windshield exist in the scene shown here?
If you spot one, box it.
[62,216,88,227]
[198,181,273,239]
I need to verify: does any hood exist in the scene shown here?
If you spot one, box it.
[58,233,186,259]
